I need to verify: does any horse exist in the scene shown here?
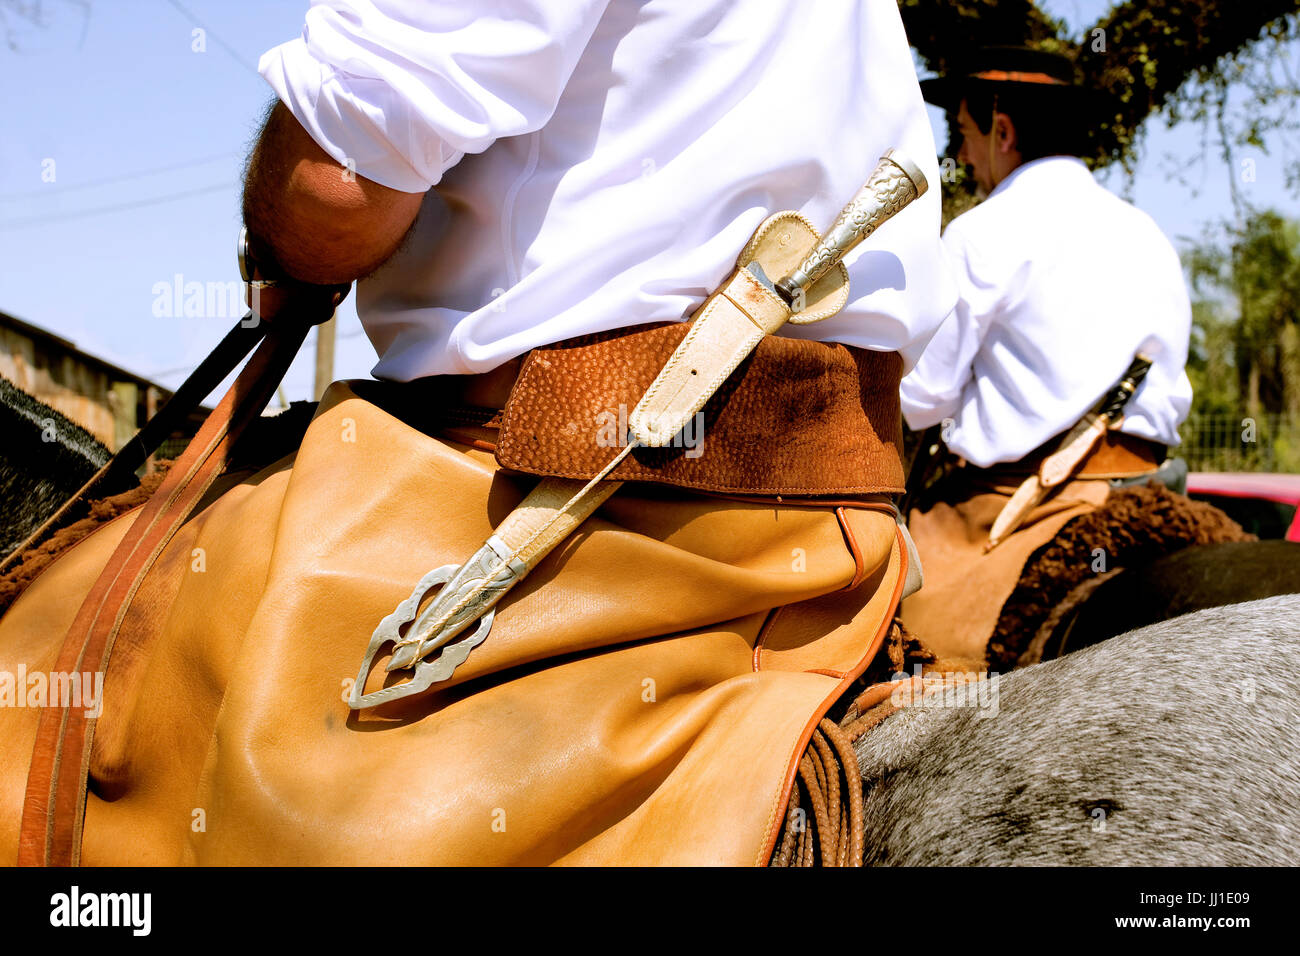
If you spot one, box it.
[0,380,316,618]
[854,594,1300,865]
[1034,540,1300,662]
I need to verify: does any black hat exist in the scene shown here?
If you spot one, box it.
[920,47,1099,114]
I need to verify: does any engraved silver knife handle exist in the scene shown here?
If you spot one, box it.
[775,149,929,314]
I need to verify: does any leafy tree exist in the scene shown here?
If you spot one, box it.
[900,0,1300,217]
[1188,210,1300,419]
[1185,210,1300,469]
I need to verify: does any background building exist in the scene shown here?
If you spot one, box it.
[0,309,202,456]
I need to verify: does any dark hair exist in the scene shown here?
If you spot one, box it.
[963,85,1091,162]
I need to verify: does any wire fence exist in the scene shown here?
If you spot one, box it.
[155,437,194,462]
[1178,413,1300,473]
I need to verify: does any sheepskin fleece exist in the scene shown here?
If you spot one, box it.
[987,484,1253,670]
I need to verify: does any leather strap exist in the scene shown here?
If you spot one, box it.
[986,430,1165,482]
[17,321,312,866]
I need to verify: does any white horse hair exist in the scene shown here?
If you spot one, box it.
[855,594,1300,865]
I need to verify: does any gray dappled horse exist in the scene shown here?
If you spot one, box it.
[855,595,1300,865]
[2,379,1299,864]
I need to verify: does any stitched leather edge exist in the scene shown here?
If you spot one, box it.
[755,523,908,866]
[750,501,897,673]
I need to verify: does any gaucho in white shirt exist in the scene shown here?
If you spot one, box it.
[257,0,954,378]
[217,0,958,865]
[897,47,1195,667]
[901,155,1192,467]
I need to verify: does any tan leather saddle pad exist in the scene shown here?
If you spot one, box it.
[0,381,906,865]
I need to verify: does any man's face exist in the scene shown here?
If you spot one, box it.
[954,100,995,197]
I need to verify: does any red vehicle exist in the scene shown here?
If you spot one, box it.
[1186,473,1300,542]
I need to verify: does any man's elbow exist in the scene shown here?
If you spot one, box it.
[242,102,426,285]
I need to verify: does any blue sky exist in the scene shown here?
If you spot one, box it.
[1,0,1296,404]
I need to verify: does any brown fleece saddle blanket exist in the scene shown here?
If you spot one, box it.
[987,483,1254,670]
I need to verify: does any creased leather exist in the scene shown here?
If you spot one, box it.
[0,383,904,865]
[14,324,310,867]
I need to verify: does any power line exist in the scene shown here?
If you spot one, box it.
[0,151,241,201]
[0,181,235,231]
[147,363,202,381]
[161,0,261,74]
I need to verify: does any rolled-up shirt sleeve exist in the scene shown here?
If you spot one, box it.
[258,0,613,193]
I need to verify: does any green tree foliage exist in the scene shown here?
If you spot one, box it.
[901,1,1300,218]
[1188,211,1300,420]
[1079,1,1300,167]
[1185,211,1300,469]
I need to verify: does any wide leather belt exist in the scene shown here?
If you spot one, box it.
[979,430,1165,483]
[499,324,905,495]
[360,324,907,497]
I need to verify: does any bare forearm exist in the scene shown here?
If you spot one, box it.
[241,101,426,285]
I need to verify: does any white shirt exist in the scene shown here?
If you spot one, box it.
[258,0,955,379]
[900,156,1193,468]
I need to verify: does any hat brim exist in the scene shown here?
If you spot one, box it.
[920,76,1108,115]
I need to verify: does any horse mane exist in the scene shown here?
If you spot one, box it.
[0,373,123,559]
[0,462,171,620]
[0,396,320,622]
